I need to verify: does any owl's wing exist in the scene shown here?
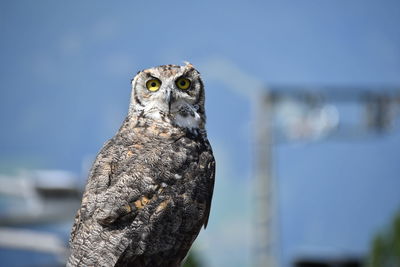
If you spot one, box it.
[173,145,215,266]
[69,134,216,267]
[114,142,216,267]
[68,139,148,267]
[73,136,155,225]
[203,145,216,229]
[69,139,114,246]
[69,208,81,246]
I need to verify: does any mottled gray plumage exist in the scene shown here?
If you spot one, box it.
[67,63,215,267]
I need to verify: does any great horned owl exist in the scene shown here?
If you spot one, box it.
[67,63,215,267]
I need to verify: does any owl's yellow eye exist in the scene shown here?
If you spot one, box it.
[176,77,191,90]
[146,78,161,92]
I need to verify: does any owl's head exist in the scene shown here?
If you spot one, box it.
[128,63,206,130]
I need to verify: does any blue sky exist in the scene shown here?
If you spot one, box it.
[1,1,400,266]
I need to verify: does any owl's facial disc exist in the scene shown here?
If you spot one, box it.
[148,79,201,130]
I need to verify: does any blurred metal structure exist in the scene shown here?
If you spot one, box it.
[0,169,82,266]
[0,227,66,255]
[254,92,276,267]
[253,87,400,267]
[202,56,400,267]
[0,170,82,225]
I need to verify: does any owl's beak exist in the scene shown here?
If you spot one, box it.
[165,89,173,113]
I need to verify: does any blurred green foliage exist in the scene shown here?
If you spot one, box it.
[183,250,202,267]
[368,211,400,267]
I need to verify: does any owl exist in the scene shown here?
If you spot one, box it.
[67,63,215,267]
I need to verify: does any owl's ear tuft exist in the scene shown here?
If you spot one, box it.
[183,61,194,69]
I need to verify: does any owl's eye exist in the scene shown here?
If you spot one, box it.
[176,77,191,90]
[146,78,161,92]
